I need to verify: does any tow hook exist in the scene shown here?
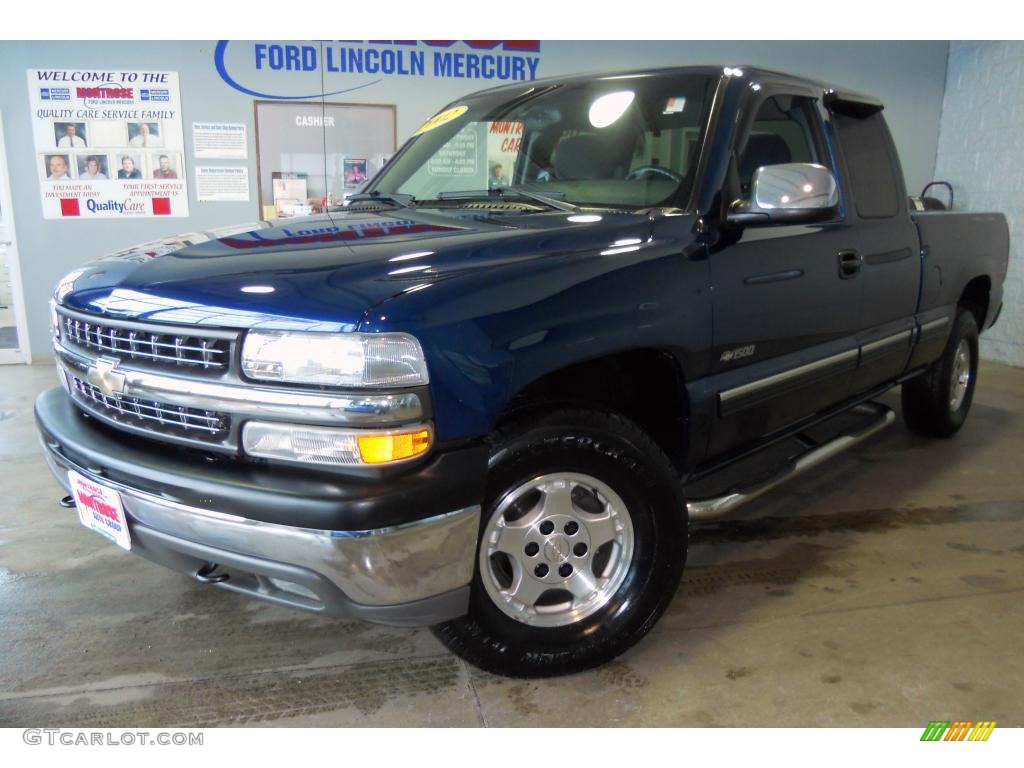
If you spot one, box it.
[195,562,230,584]
[59,495,76,508]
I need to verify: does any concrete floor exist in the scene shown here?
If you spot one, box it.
[0,361,1022,727]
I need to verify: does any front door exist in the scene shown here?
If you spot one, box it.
[704,92,862,458]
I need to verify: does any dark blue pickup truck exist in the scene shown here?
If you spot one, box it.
[37,66,1009,677]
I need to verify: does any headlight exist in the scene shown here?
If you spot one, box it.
[241,331,429,388]
[242,421,432,466]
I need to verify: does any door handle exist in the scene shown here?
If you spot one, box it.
[838,250,862,279]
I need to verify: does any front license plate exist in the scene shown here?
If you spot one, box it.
[68,470,131,551]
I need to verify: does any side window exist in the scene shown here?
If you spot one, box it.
[738,95,827,194]
[832,112,900,219]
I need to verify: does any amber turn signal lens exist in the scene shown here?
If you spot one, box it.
[357,429,432,464]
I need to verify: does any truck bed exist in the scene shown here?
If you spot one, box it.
[912,210,1009,328]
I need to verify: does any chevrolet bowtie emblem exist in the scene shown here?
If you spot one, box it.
[86,357,127,397]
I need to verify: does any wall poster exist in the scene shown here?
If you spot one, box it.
[343,158,367,187]
[192,122,248,160]
[27,69,189,219]
[195,165,250,203]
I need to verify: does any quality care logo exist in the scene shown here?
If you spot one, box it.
[86,198,149,215]
[93,197,172,216]
[59,196,172,217]
[920,720,997,741]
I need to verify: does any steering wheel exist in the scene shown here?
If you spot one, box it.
[626,166,684,182]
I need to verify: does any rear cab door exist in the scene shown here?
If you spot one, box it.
[827,100,921,392]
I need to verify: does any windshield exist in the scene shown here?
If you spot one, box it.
[369,73,716,210]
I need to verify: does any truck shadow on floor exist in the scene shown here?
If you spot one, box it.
[659,398,1022,639]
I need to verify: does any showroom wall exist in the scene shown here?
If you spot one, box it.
[0,40,950,361]
[933,41,1023,367]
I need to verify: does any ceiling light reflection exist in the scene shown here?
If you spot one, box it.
[388,265,431,275]
[389,250,434,262]
[589,91,635,129]
[601,245,642,256]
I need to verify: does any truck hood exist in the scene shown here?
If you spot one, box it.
[57,207,660,331]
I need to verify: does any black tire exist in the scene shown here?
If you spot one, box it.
[432,406,687,678]
[901,309,979,438]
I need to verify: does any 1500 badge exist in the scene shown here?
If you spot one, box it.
[720,345,756,363]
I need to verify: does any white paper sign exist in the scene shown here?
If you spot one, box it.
[428,125,478,177]
[27,69,189,219]
[69,470,131,551]
[192,122,248,159]
[196,166,250,202]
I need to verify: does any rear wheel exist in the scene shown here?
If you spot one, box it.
[432,407,687,678]
[901,309,979,437]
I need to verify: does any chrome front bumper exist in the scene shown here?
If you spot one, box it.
[43,444,480,626]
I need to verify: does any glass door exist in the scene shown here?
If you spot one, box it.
[0,109,30,364]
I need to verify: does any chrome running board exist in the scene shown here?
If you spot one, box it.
[686,402,895,521]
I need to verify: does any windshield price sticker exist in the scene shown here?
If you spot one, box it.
[414,106,468,136]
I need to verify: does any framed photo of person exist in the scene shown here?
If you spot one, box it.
[77,155,110,180]
[54,122,88,148]
[41,154,73,181]
[151,153,179,179]
[343,158,368,187]
[127,122,163,148]
[115,153,144,180]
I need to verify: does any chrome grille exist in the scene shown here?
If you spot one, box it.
[71,376,230,440]
[61,314,230,372]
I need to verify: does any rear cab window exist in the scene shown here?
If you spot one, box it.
[832,112,902,219]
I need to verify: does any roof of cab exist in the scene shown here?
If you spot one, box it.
[456,64,878,105]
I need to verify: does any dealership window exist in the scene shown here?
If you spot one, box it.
[254,101,395,220]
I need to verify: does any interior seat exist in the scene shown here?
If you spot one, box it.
[554,134,633,180]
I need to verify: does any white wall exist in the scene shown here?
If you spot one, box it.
[0,40,950,360]
[934,41,1023,367]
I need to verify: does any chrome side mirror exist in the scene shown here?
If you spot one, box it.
[727,163,839,226]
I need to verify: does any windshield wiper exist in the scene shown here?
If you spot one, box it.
[346,191,415,208]
[433,187,579,213]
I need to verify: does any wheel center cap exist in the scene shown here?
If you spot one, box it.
[544,535,571,564]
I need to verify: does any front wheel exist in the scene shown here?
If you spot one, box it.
[432,407,687,678]
[901,308,979,437]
